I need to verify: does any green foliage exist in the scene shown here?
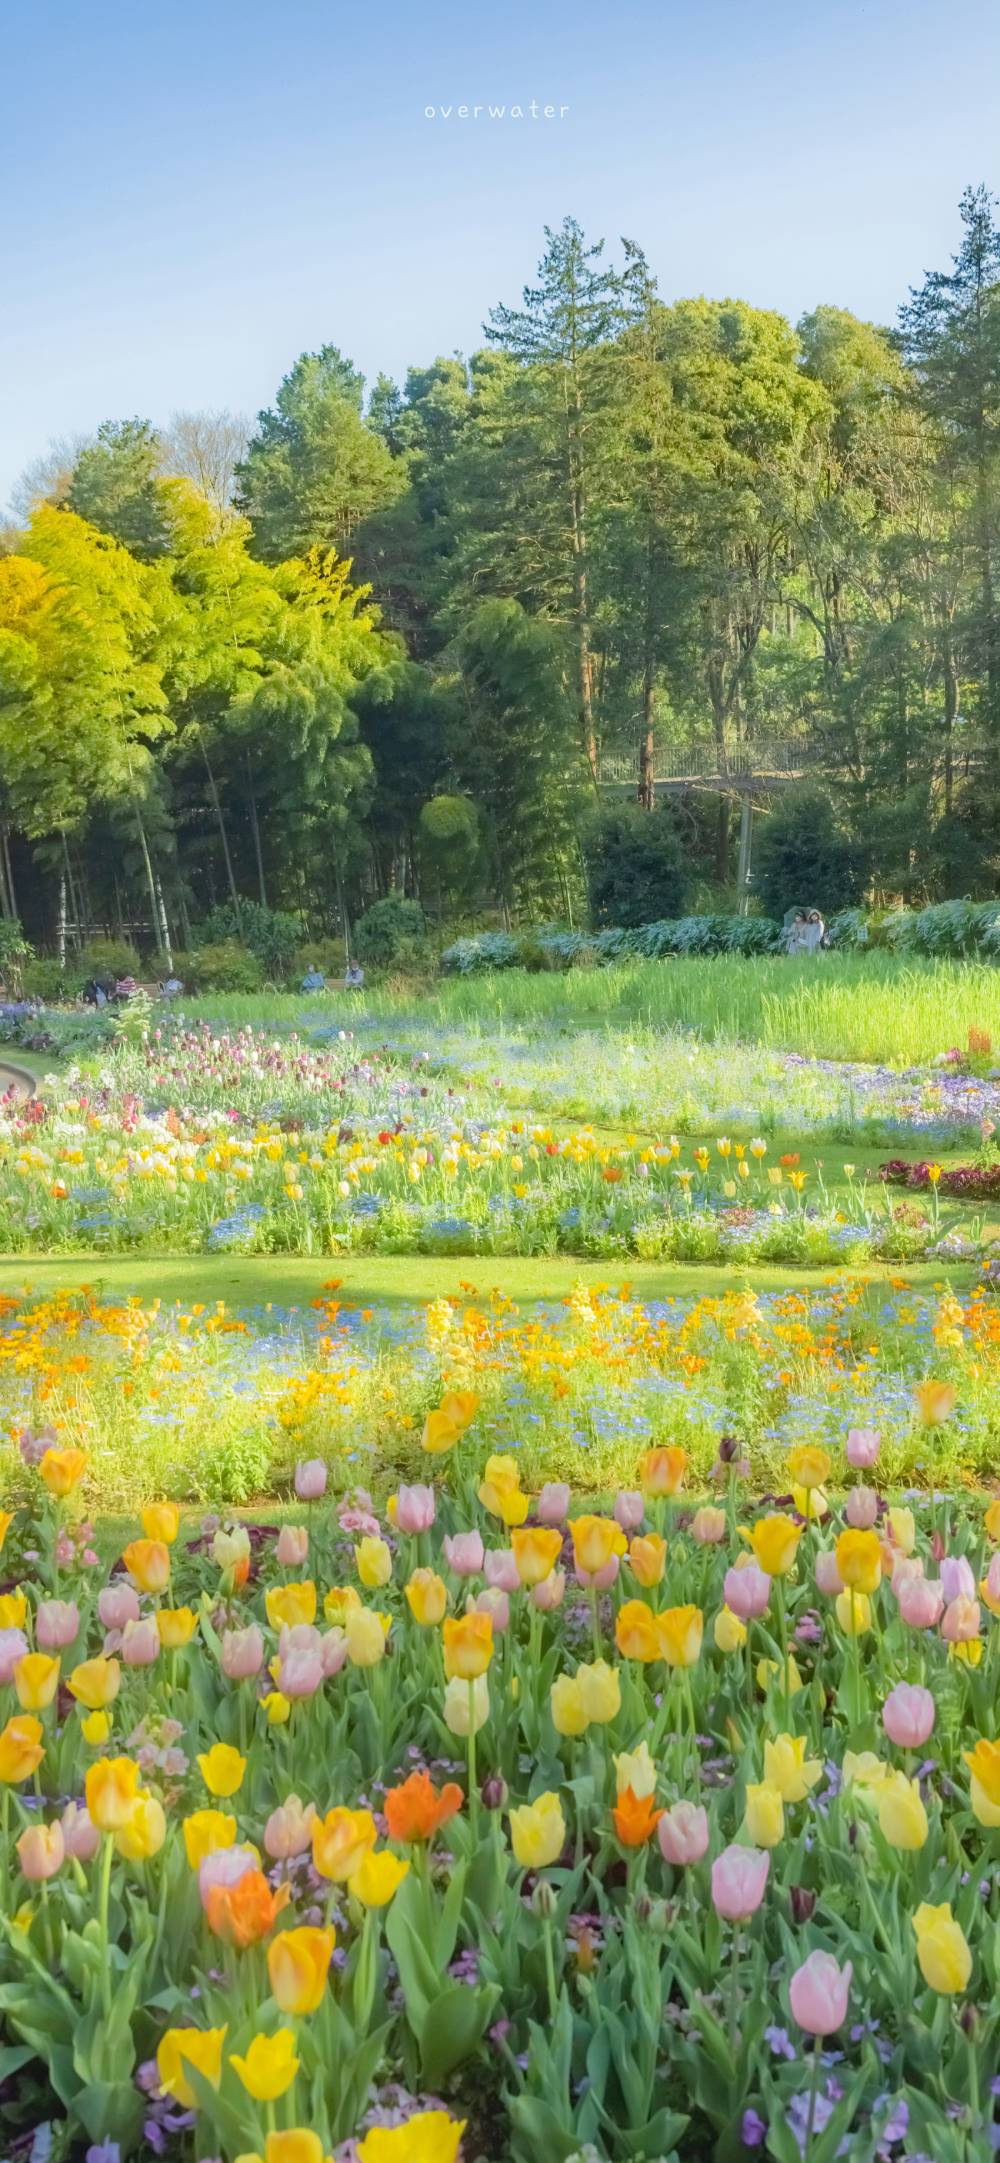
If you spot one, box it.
[181,941,263,992]
[79,938,142,981]
[354,894,425,967]
[234,345,406,560]
[194,901,300,977]
[753,781,868,919]
[584,800,691,927]
[67,417,171,560]
[0,917,33,990]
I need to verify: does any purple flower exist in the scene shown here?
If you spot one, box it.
[741,2109,766,2148]
[765,2025,796,2062]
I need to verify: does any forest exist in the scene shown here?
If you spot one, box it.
[1,183,998,975]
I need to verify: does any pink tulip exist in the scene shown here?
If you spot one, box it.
[264,1795,317,1859]
[897,1575,944,1630]
[55,1532,75,1567]
[0,1627,28,1686]
[279,1623,321,1658]
[891,1555,924,1597]
[484,1548,521,1594]
[814,1550,843,1597]
[658,1801,709,1867]
[121,1617,160,1667]
[199,1844,257,1912]
[844,1487,878,1531]
[320,1630,349,1676]
[294,1458,327,1501]
[532,1568,566,1612]
[711,1843,770,1922]
[940,1555,975,1604]
[61,1800,100,1862]
[985,1552,1000,1604]
[614,1490,644,1532]
[471,1587,509,1634]
[942,1595,980,1642]
[17,1821,64,1882]
[276,1524,309,1568]
[789,1949,852,2035]
[846,1428,880,1468]
[36,1599,80,1650]
[443,1530,484,1578]
[882,1681,935,1748]
[576,1554,620,1592]
[221,1623,264,1679]
[278,1648,324,1699]
[395,1483,436,1534]
[537,1482,571,1525]
[723,1564,771,1620]
[98,1584,140,1630]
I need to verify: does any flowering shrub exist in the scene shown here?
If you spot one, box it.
[2,1400,1000,2161]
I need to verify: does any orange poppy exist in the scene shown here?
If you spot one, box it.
[613,1786,664,1847]
[205,1869,291,1948]
[383,1770,464,1844]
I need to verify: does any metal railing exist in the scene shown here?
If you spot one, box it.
[598,739,825,786]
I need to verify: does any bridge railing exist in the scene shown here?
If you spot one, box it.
[598,739,824,786]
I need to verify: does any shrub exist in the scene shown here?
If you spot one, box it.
[22,958,81,1002]
[183,941,263,993]
[293,939,347,980]
[753,780,867,920]
[583,801,692,929]
[79,938,143,982]
[193,902,301,979]
[354,896,426,968]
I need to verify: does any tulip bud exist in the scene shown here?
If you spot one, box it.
[61,1800,100,1862]
[481,1773,508,1812]
[790,1885,816,1924]
[294,1458,327,1501]
[845,1487,878,1531]
[613,1489,644,1531]
[530,1877,557,1920]
[718,1435,739,1463]
[276,1524,309,1568]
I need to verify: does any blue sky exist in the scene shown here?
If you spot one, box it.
[3,0,997,508]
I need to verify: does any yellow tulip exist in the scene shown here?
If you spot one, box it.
[575,1659,621,1724]
[842,1750,886,1793]
[442,1612,493,1680]
[81,1711,111,1745]
[263,1692,291,1723]
[268,1925,336,2014]
[511,1526,564,1586]
[184,1810,237,1868]
[657,1605,703,1669]
[615,1598,662,1662]
[14,1654,59,1712]
[265,1582,316,1631]
[142,1501,180,1544]
[984,1497,1000,1542]
[116,1793,166,1860]
[763,1734,822,1803]
[835,1528,881,1594]
[421,1407,461,1454]
[715,1607,746,1653]
[68,1656,120,1710]
[965,1739,1000,1825]
[156,2024,227,2109]
[550,1674,589,1736]
[744,1781,785,1848]
[355,1537,392,1588]
[638,1445,687,1496]
[912,1903,971,1993]
[324,1585,361,1625]
[238,2139,325,2163]
[914,1379,956,1427]
[0,1714,44,1784]
[121,1538,171,1595]
[886,1507,916,1556]
[0,1510,13,1556]
[38,1448,87,1497]
[312,1806,377,1882]
[478,1455,524,1518]
[86,1755,142,1832]
[356,2116,466,2163]
[439,1389,479,1431]
[612,1740,656,1799]
[792,1484,828,1521]
[350,1848,411,1906]
[197,1744,246,1798]
[405,1570,448,1625]
[509,1790,566,1869]
[628,1534,667,1587]
[0,1592,27,1629]
[742,1515,803,1578]
[571,1516,627,1576]
[345,1607,387,1667]
[836,1590,872,1636]
[230,2029,299,2102]
[878,1772,928,1851]
[496,1487,530,1528]
[787,1445,831,1491]
[157,1607,197,1649]
[757,1654,804,1696]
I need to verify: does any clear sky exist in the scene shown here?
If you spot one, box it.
[3,0,997,508]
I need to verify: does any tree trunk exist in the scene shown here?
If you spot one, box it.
[199,730,241,925]
[2,831,17,923]
[714,796,731,885]
[245,760,268,906]
[638,662,655,810]
[564,374,598,782]
[943,632,957,817]
[57,875,67,970]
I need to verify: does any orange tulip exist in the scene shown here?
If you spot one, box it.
[38,1448,87,1497]
[205,1867,291,1948]
[570,1516,626,1576]
[511,1526,564,1585]
[615,1599,663,1663]
[628,1534,667,1587]
[0,1714,44,1784]
[384,1771,464,1844]
[121,1539,171,1595]
[438,1390,480,1432]
[613,1786,664,1847]
[638,1446,687,1497]
[442,1611,493,1679]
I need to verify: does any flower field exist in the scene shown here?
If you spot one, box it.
[5,978,1000,2163]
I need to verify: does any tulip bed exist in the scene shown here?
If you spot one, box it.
[3,1402,1000,2163]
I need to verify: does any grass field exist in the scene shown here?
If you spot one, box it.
[177,951,1000,1066]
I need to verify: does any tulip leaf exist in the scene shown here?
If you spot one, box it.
[417,1979,500,2088]
[72,2079,146,2150]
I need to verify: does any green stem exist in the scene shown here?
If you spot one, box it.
[589,1588,602,1660]
[804,2041,823,2156]
[728,1921,742,2053]
[467,1683,479,1838]
[541,1905,558,2019]
[98,1832,114,2019]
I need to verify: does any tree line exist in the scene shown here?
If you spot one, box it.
[1,185,998,962]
